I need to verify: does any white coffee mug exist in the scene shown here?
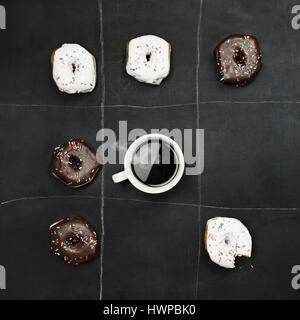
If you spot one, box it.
[112,134,185,194]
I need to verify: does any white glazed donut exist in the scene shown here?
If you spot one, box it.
[52,44,96,94]
[126,35,171,85]
[205,217,252,269]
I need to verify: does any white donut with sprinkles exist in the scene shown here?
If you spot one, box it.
[205,217,252,269]
[52,44,97,94]
[126,35,171,85]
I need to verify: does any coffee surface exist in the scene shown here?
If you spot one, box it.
[131,140,178,187]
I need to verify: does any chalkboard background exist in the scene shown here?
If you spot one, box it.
[0,0,300,300]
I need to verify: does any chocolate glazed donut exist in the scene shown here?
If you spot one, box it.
[50,139,100,188]
[214,34,262,86]
[50,217,99,265]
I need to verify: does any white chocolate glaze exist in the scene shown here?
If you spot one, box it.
[52,44,96,94]
[126,35,171,85]
[205,217,252,269]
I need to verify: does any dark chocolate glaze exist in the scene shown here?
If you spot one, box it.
[214,34,262,86]
[50,139,100,188]
[50,216,99,265]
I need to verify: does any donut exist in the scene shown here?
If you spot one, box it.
[214,35,262,86]
[126,35,171,85]
[50,217,99,265]
[205,217,252,269]
[51,43,97,94]
[50,139,100,188]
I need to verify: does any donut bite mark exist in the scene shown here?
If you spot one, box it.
[214,34,262,87]
[51,43,97,94]
[50,217,99,265]
[205,217,252,269]
[126,35,171,85]
[50,139,100,188]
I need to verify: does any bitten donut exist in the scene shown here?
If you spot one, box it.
[205,217,252,269]
[214,34,262,86]
[50,217,99,265]
[50,139,100,188]
[126,35,171,85]
[51,43,97,94]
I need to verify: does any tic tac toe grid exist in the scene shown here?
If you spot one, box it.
[1,0,300,300]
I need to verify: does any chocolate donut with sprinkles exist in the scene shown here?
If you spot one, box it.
[214,34,262,86]
[50,217,99,265]
[50,139,100,188]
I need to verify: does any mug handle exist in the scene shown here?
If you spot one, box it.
[112,171,128,183]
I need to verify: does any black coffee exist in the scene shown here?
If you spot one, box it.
[131,139,178,187]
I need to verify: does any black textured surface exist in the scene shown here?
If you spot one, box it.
[1,0,300,300]
[103,0,198,107]
[103,199,199,300]
[0,198,101,300]
[197,207,300,300]
[200,102,300,208]
[198,0,296,102]
[0,106,101,202]
[0,0,102,106]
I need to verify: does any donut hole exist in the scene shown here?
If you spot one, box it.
[224,234,235,247]
[224,236,230,246]
[68,155,82,170]
[72,63,77,74]
[234,49,247,67]
[146,52,151,62]
[66,233,82,246]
